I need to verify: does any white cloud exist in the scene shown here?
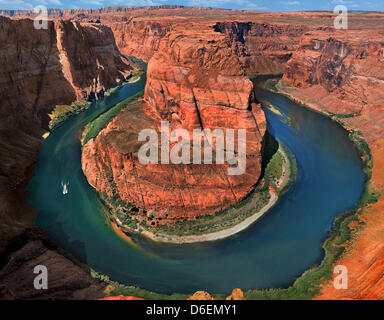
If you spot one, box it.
[47,0,63,5]
[79,0,105,5]
[102,0,159,6]
[281,1,300,5]
[330,0,361,10]
[0,0,34,9]
[187,0,267,10]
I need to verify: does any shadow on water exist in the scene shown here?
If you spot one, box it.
[46,222,88,264]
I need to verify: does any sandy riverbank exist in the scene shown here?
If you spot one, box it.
[127,75,141,83]
[276,145,292,192]
[137,192,278,243]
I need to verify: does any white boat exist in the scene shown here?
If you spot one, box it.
[61,181,69,195]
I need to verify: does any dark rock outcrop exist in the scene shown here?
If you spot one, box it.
[0,228,107,300]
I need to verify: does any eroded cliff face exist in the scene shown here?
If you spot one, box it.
[0,17,72,249]
[109,19,307,72]
[0,17,133,247]
[213,21,308,75]
[0,16,133,299]
[278,28,384,299]
[111,19,173,61]
[282,31,384,115]
[56,20,133,98]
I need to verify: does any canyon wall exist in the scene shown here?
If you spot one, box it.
[56,20,133,98]
[213,21,308,75]
[0,16,133,299]
[0,16,132,247]
[282,31,384,115]
[109,19,308,71]
[110,19,173,61]
[0,228,107,299]
[0,16,73,249]
[278,28,384,299]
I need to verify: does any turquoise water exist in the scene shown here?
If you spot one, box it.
[27,77,365,294]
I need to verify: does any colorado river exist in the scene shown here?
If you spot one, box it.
[27,73,365,294]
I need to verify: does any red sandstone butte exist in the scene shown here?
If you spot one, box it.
[81,24,267,223]
[81,13,312,225]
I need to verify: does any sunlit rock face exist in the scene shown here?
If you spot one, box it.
[111,19,173,62]
[213,21,308,75]
[282,31,384,114]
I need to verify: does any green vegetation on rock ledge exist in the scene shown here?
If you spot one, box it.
[91,270,227,300]
[102,183,271,237]
[265,142,297,193]
[81,90,144,145]
[349,130,381,208]
[149,185,271,237]
[265,149,283,183]
[49,102,90,130]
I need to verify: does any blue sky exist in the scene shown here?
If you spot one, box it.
[0,0,383,12]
